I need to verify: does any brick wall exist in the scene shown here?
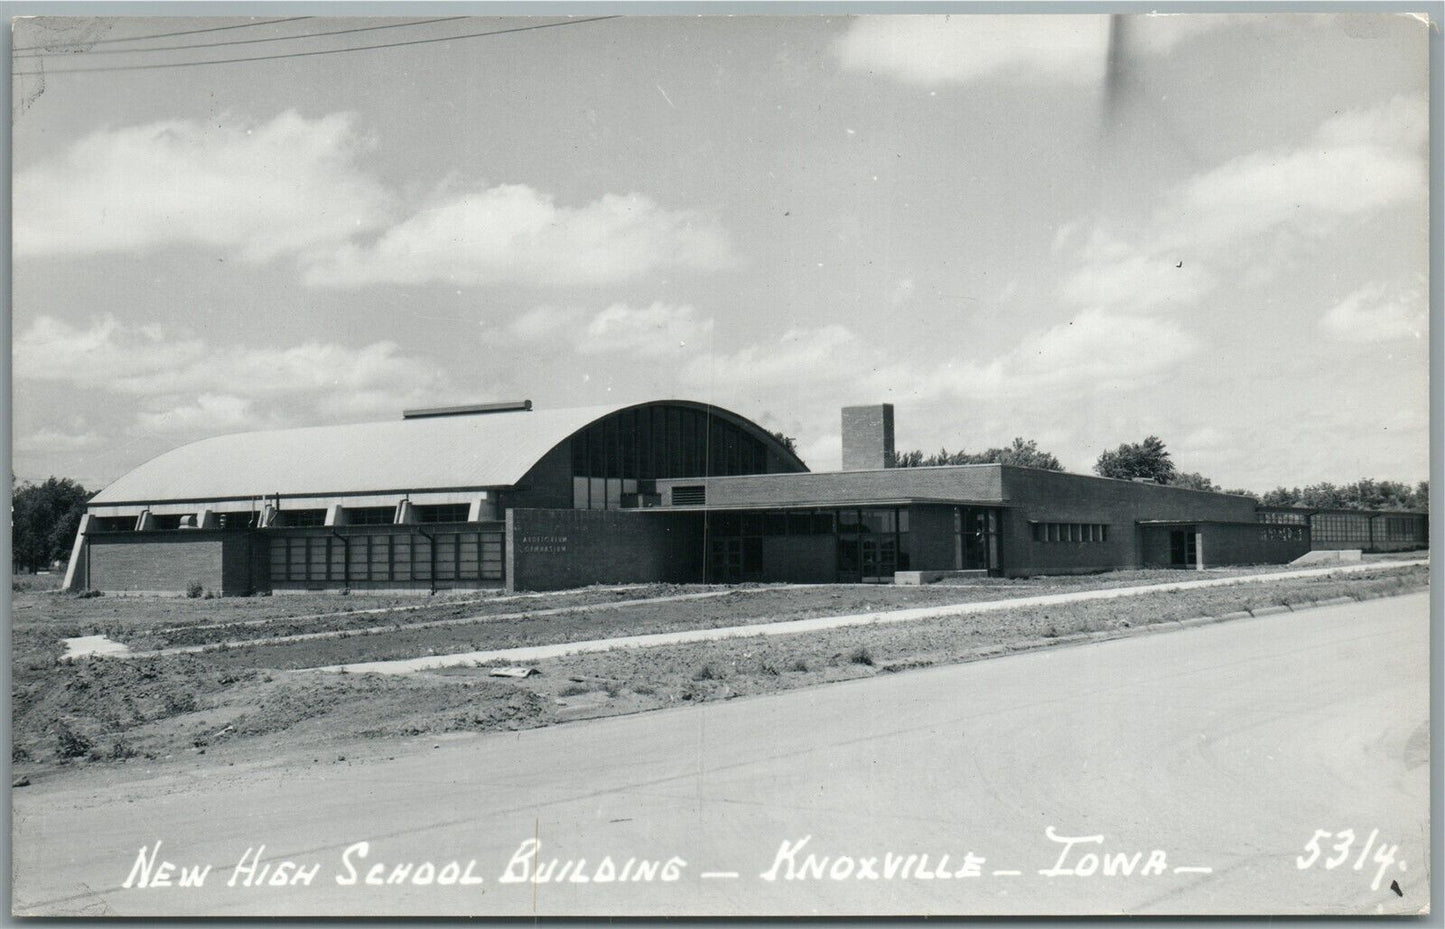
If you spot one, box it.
[659,465,1004,508]
[841,404,894,471]
[506,508,703,592]
[87,533,229,594]
[1001,467,1260,576]
[1140,522,1311,568]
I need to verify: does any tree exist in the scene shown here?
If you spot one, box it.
[889,449,925,468]
[1094,436,1176,484]
[768,430,797,453]
[889,437,1063,471]
[994,437,1063,471]
[1257,480,1428,511]
[1169,471,1220,493]
[768,431,805,466]
[11,477,90,573]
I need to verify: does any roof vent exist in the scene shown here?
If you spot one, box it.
[403,400,532,420]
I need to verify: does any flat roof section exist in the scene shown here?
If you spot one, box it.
[647,497,1009,512]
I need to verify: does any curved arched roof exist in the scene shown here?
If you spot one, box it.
[92,400,803,505]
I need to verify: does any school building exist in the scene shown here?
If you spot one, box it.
[63,399,1428,594]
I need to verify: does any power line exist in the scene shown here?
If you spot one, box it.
[13,16,622,75]
[15,17,470,58]
[14,17,312,51]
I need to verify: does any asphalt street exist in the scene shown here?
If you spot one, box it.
[11,591,1431,917]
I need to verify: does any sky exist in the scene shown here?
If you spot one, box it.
[9,12,1433,494]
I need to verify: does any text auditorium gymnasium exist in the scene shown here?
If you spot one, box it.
[63,400,1428,595]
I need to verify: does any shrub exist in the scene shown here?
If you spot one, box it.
[559,683,592,697]
[185,580,203,599]
[848,646,875,666]
[788,658,810,673]
[74,589,103,599]
[692,663,721,682]
[55,721,92,760]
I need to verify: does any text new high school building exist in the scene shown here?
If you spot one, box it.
[63,400,1428,595]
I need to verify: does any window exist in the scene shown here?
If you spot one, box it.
[414,503,470,524]
[347,506,395,526]
[1033,522,1108,543]
[274,509,325,528]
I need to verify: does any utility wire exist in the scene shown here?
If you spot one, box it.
[14,17,312,51]
[14,16,622,75]
[15,17,469,58]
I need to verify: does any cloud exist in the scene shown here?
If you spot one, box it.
[14,314,447,432]
[889,277,916,307]
[508,305,579,341]
[1058,248,1213,313]
[1178,94,1426,246]
[14,111,392,262]
[1321,280,1427,343]
[833,14,1235,87]
[13,429,104,455]
[303,185,733,288]
[576,303,714,357]
[133,394,259,435]
[684,310,1194,408]
[684,325,866,395]
[13,314,206,388]
[506,302,715,358]
[670,311,1197,476]
[1178,128,1426,246]
[835,15,1112,86]
[910,308,1198,400]
[15,111,735,291]
[1315,93,1428,153]
[1056,95,1427,313]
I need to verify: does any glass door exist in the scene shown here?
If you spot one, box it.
[954,507,1002,574]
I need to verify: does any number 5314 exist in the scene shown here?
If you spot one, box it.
[1296,829,1404,892]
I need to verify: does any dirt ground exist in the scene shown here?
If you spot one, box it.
[9,559,1428,785]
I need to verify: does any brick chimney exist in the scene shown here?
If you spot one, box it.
[841,404,895,470]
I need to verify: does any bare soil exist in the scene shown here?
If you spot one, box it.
[9,561,1427,785]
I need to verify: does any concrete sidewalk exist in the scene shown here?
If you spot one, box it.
[314,558,1427,675]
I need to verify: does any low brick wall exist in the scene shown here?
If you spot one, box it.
[84,532,256,595]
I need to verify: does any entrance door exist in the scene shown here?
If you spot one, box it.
[836,507,904,583]
[954,507,1002,574]
[1169,528,1198,568]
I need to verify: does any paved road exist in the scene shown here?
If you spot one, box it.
[12,592,1431,917]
